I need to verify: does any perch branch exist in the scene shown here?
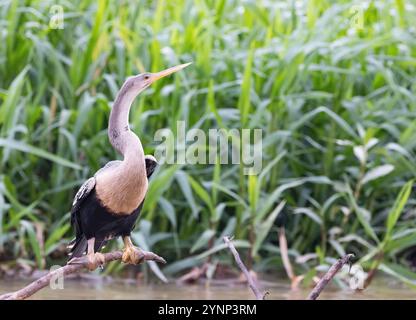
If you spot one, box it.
[223,236,266,300]
[306,254,354,300]
[0,250,166,300]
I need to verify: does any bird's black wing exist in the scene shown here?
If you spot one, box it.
[70,161,122,228]
[68,161,122,258]
[70,177,96,222]
[68,177,95,258]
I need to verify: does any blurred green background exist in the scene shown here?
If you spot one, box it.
[0,0,416,287]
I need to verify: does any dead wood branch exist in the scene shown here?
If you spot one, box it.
[0,250,166,300]
[223,236,267,300]
[307,254,354,300]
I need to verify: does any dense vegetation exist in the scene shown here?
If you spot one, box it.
[1,0,416,286]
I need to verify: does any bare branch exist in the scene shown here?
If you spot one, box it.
[278,227,304,289]
[0,250,166,300]
[279,227,294,280]
[223,236,266,300]
[307,254,354,300]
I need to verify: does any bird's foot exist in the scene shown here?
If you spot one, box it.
[122,245,145,265]
[68,252,105,271]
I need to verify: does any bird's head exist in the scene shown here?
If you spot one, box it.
[126,62,192,94]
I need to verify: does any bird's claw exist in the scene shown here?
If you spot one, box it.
[122,246,145,265]
[91,252,105,270]
[68,252,105,271]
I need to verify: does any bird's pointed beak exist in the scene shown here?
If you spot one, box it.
[150,62,192,83]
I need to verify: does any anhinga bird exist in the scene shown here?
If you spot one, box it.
[68,62,191,270]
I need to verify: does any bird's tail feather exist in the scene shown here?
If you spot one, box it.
[67,236,88,260]
[94,237,108,253]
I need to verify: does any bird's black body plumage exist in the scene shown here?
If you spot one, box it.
[68,157,157,259]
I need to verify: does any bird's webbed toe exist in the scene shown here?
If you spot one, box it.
[121,236,145,265]
[122,245,145,265]
[68,252,106,271]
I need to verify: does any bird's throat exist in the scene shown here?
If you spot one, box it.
[108,82,138,155]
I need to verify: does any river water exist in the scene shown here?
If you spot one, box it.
[0,277,415,299]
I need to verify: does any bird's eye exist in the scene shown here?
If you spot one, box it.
[144,74,150,80]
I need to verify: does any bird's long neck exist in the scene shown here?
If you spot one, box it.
[95,83,148,215]
[108,82,145,167]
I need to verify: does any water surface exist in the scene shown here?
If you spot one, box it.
[1,277,414,300]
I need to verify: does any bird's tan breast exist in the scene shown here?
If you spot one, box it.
[95,166,148,216]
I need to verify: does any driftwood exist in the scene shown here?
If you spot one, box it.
[0,250,166,300]
[223,236,267,300]
[307,254,354,300]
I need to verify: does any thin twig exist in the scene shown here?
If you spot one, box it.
[0,250,166,300]
[279,227,294,279]
[177,263,209,283]
[307,254,354,300]
[223,236,266,300]
[278,227,304,289]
